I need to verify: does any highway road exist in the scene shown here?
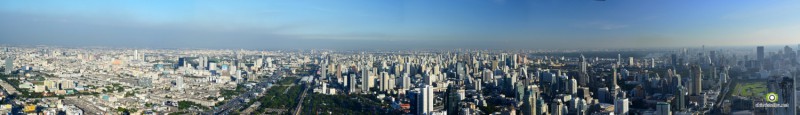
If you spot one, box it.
[292,83,310,115]
[0,79,20,95]
[209,69,283,115]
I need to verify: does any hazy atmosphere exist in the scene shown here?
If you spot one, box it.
[2,1,800,115]
[2,0,799,49]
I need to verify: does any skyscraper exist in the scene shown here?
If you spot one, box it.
[424,74,434,86]
[757,46,765,62]
[4,56,13,74]
[349,74,357,94]
[483,69,493,83]
[674,83,686,111]
[418,85,434,115]
[380,72,390,91]
[177,57,186,69]
[536,98,546,115]
[580,54,587,74]
[651,58,656,68]
[522,85,539,115]
[551,99,563,115]
[320,65,327,79]
[400,74,411,89]
[445,85,462,115]
[610,65,619,89]
[628,57,634,66]
[615,98,629,115]
[691,65,702,95]
[657,102,671,115]
[579,54,588,86]
[362,67,371,93]
[617,54,622,66]
[175,76,184,91]
[569,78,578,95]
[199,57,207,70]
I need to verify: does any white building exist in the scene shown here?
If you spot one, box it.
[615,98,629,115]
[418,85,434,115]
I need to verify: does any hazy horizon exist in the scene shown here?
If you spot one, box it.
[2,0,800,49]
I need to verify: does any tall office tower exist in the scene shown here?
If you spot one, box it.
[492,60,499,70]
[580,54,587,73]
[504,74,517,95]
[422,74,432,86]
[610,65,619,89]
[372,67,378,77]
[393,64,401,75]
[433,65,441,75]
[418,85,434,115]
[349,74,357,94]
[579,54,588,86]
[617,54,622,66]
[523,85,539,115]
[254,58,263,69]
[320,65,328,78]
[551,99,564,115]
[380,72,389,91]
[388,74,396,92]
[785,46,798,66]
[657,102,671,115]
[475,79,482,92]
[266,57,274,68]
[336,65,343,80]
[362,67,371,93]
[457,63,465,80]
[4,56,13,74]
[569,78,578,95]
[198,57,206,70]
[445,85,461,115]
[628,57,634,66]
[175,76,184,91]
[691,65,702,95]
[535,97,546,115]
[523,92,537,115]
[674,84,686,111]
[400,74,411,89]
[671,54,678,67]
[133,50,138,60]
[404,62,411,75]
[515,81,526,102]
[568,96,579,113]
[648,58,655,68]
[578,87,592,101]
[576,97,588,115]
[757,46,765,62]
[177,57,187,68]
[598,87,610,103]
[483,69,493,82]
[615,98,629,115]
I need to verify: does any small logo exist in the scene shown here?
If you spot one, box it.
[765,92,779,103]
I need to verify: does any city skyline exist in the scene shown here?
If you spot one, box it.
[2,0,800,49]
[2,1,800,115]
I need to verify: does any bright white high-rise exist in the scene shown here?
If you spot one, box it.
[418,85,434,115]
[615,98,629,115]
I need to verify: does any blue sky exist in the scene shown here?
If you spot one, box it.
[1,0,799,49]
